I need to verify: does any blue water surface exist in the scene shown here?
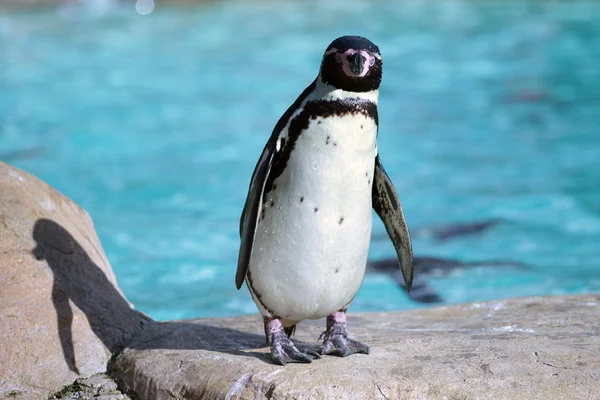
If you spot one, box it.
[1,0,599,320]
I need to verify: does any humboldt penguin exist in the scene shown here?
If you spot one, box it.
[236,35,413,365]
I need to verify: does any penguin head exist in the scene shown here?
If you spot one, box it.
[319,36,382,93]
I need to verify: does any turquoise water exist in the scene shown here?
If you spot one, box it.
[2,0,599,320]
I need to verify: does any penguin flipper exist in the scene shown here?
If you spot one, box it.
[236,80,317,290]
[236,146,275,289]
[372,155,414,291]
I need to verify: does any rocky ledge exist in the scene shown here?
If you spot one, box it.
[0,162,149,399]
[110,295,600,400]
[1,161,599,400]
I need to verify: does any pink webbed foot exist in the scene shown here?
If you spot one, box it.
[265,318,320,366]
[318,311,370,357]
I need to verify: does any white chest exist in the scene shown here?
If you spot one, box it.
[247,112,378,322]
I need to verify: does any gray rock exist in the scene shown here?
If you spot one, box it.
[48,374,129,400]
[77,375,118,395]
[0,162,150,399]
[111,296,600,400]
[2,161,598,399]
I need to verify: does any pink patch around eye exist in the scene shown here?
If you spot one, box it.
[338,50,378,78]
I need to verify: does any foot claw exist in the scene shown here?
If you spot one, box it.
[318,311,370,357]
[302,348,322,359]
[318,335,370,357]
[270,330,319,365]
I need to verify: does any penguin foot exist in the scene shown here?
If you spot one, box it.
[318,311,370,357]
[266,318,321,366]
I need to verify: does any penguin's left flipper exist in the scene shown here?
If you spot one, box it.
[372,155,414,291]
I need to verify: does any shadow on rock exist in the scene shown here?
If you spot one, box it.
[31,218,151,374]
[32,218,282,368]
[119,320,283,365]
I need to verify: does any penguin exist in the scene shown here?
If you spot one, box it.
[236,35,413,365]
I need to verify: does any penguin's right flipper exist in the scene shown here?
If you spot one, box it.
[236,145,275,290]
[372,155,414,291]
[236,80,318,290]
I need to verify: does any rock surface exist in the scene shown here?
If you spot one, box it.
[2,161,599,399]
[48,374,131,400]
[111,295,600,400]
[0,162,150,400]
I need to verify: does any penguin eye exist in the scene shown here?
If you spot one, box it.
[369,57,375,67]
[335,53,342,63]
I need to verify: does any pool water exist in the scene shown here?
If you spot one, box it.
[2,0,599,321]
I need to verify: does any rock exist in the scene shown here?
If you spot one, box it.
[77,375,119,395]
[1,163,597,399]
[94,395,128,400]
[111,295,600,400]
[48,374,130,400]
[0,162,150,399]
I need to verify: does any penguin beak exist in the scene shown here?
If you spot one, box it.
[337,50,375,78]
[347,52,366,76]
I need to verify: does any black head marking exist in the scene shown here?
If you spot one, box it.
[326,36,380,55]
[320,35,382,92]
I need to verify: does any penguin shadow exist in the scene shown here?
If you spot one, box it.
[31,218,291,368]
[31,218,148,373]
[123,319,321,366]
